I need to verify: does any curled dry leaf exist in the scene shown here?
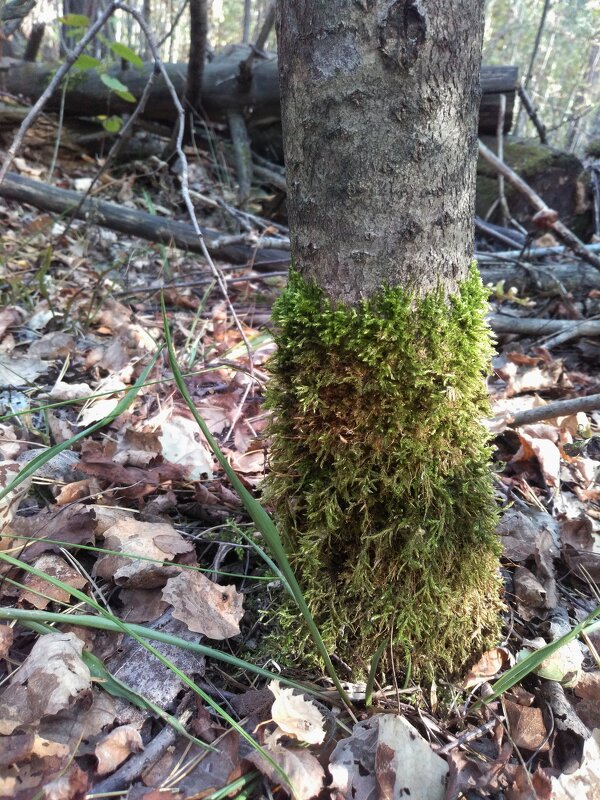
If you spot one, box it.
[158,414,214,480]
[463,647,512,689]
[0,459,32,550]
[269,681,326,745]
[560,516,600,582]
[0,423,22,459]
[95,517,195,589]
[95,724,144,775]
[512,427,561,488]
[247,736,325,800]
[162,570,244,639]
[532,208,560,229]
[575,671,600,701]
[0,624,14,659]
[77,375,127,426]
[0,632,91,735]
[18,553,87,609]
[514,566,549,620]
[42,762,89,800]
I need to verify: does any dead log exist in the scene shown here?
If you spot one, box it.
[0,171,290,269]
[5,47,517,138]
[476,136,592,237]
[489,315,600,337]
[479,139,600,271]
[477,262,600,294]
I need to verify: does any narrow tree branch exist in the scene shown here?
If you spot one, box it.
[508,393,600,427]
[489,315,600,337]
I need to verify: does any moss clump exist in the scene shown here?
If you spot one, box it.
[265,264,503,680]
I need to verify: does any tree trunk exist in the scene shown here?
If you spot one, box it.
[185,0,208,114]
[267,0,502,679]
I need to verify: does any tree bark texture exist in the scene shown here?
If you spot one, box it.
[277,0,486,304]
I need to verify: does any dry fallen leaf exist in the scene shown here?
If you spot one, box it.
[95,517,195,588]
[0,459,32,550]
[375,714,448,800]
[0,625,13,659]
[0,632,91,735]
[95,724,144,775]
[463,647,511,689]
[269,681,325,745]
[248,733,325,800]
[552,728,600,799]
[18,553,87,609]
[504,699,549,752]
[162,570,245,639]
[157,413,214,480]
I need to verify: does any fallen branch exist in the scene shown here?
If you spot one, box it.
[508,393,600,426]
[489,315,600,337]
[0,171,290,268]
[478,139,600,271]
[479,263,600,294]
[476,243,600,261]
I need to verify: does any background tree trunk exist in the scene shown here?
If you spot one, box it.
[268,0,502,679]
[185,0,208,114]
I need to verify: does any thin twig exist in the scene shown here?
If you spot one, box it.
[91,695,194,793]
[489,315,600,337]
[60,64,158,238]
[476,242,600,261]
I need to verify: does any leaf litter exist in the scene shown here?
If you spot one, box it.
[0,122,600,800]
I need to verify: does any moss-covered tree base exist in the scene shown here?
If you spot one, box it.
[265,265,503,681]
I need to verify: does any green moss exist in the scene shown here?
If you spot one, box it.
[264,265,503,681]
[477,136,579,179]
[585,138,600,158]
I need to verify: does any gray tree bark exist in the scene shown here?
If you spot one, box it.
[277,0,485,305]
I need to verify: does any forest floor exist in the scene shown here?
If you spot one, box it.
[0,120,599,800]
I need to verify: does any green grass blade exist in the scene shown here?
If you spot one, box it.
[9,534,275,582]
[473,603,600,708]
[365,639,387,707]
[0,606,324,698]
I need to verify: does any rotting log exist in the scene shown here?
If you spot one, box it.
[5,46,517,138]
[0,171,290,269]
[477,262,600,294]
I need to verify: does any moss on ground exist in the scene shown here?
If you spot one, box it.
[265,265,503,681]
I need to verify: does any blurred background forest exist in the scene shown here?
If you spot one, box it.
[8,0,600,157]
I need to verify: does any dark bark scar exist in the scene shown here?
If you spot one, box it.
[379,0,427,70]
